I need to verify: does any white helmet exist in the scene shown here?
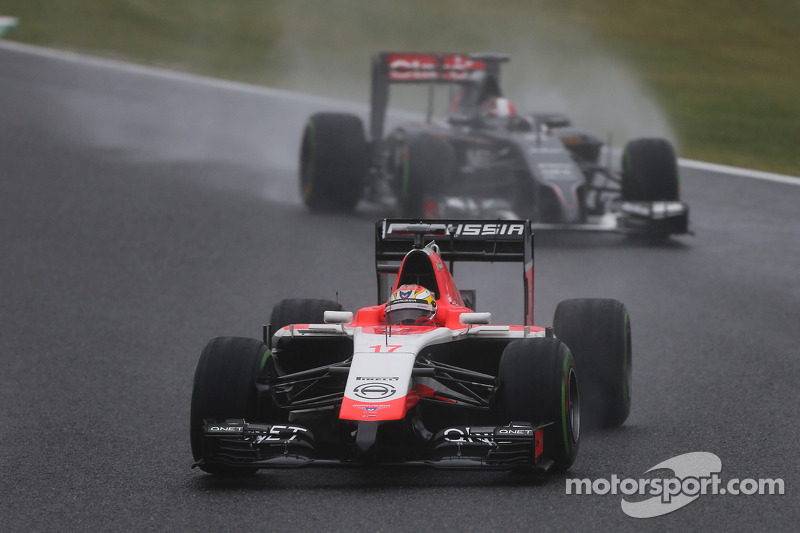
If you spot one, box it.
[385,284,437,325]
[482,97,517,119]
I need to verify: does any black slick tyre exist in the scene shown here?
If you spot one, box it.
[553,298,631,429]
[269,298,343,331]
[299,113,368,212]
[621,137,679,202]
[190,336,267,475]
[397,136,455,218]
[494,338,580,472]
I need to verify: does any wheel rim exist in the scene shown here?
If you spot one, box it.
[568,367,580,442]
[300,122,316,201]
[624,312,632,403]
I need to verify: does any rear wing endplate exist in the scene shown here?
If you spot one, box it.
[375,219,535,326]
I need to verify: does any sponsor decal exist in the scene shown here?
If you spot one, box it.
[339,396,407,421]
[353,382,397,400]
[443,427,496,445]
[356,376,399,381]
[354,404,391,413]
[386,53,485,81]
[450,222,525,237]
[207,425,242,433]
[496,428,534,436]
[387,54,437,81]
[250,425,308,444]
[565,452,785,518]
[386,222,525,238]
[367,344,403,353]
[442,425,536,445]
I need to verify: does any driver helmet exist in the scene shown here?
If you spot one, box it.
[481,97,517,119]
[385,284,437,325]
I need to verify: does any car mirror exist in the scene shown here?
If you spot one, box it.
[324,311,354,324]
[459,312,492,325]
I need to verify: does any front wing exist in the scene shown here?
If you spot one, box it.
[193,419,553,472]
[431,196,690,237]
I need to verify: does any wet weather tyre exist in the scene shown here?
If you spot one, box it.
[495,338,580,472]
[299,113,368,212]
[553,298,631,429]
[190,336,267,475]
[269,298,343,331]
[621,138,679,202]
[397,136,456,218]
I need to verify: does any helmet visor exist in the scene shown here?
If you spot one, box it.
[385,301,435,325]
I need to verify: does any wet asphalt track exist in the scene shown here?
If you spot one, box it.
[1,43,798,531]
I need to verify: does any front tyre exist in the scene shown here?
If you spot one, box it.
[494,338,579,472]
[621,137,679,202]
[299,113,368,212]
[553,298,631,428]
[190,336,267,475]
[396,136,456,218]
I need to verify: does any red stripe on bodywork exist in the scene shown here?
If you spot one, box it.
[339,384,453,421]
[339,395,407,421]
[535,428,544,458]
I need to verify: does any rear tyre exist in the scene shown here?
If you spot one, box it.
[299,113,368,212]
[621,138,679,202]
[190,336,267,475]
[494,338,580,472]
[397,136,456,218]
[269,298,343,331]
[553,298,631,429]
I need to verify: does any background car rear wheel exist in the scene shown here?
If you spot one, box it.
[299,112,368,212]
[397,136,456,218]
[553,298,631,429]
[269,298,343,331]
[190,336,267,475]
[494,338,579,472]
[621,137,679,202]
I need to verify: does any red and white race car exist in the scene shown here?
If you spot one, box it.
[300,52,690,238]
[190,220,631,475]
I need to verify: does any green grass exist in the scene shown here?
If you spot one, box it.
[3,0,798,175]
[2,0,281,78]
[567,0,800,174]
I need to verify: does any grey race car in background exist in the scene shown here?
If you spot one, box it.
[299,52,690,238]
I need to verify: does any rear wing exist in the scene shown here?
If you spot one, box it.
[370,52,509,141]
[375,219,535,326]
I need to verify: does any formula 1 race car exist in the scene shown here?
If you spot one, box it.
[190,220,632,475]
[299,52,689,238]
